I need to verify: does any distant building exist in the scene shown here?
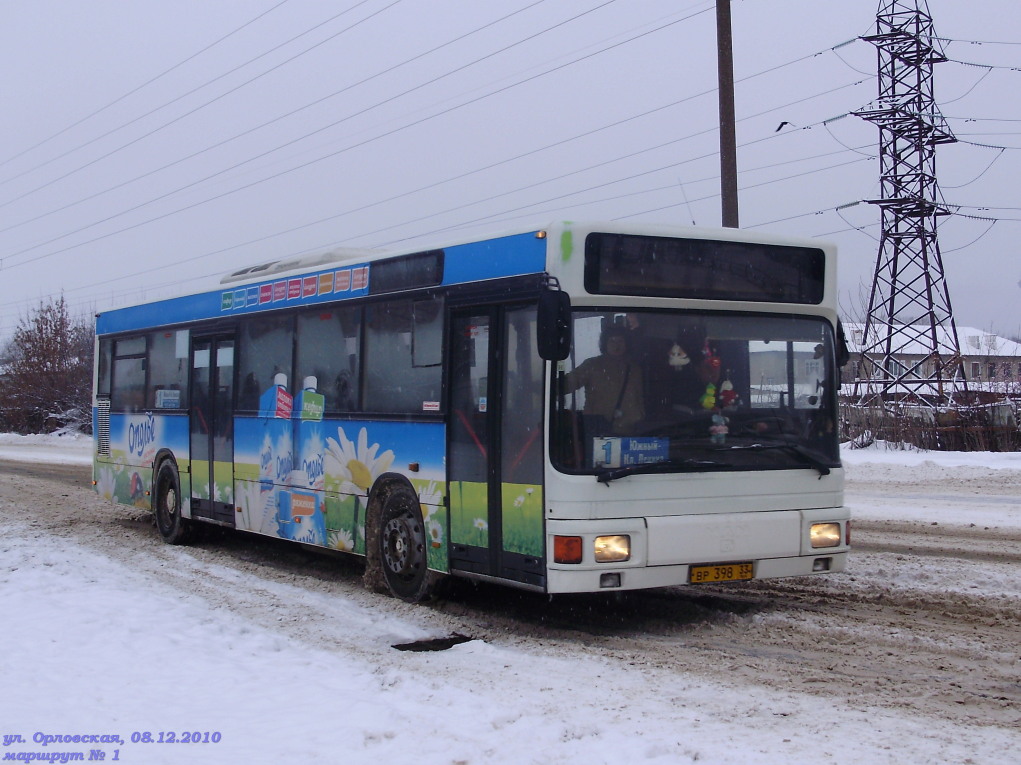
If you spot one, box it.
[841,324,1021,394]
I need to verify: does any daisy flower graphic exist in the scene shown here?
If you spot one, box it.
[328,529,355,552]
[96,467,116,501]
[234,481,265,531]
[203,483,223,503]
[427,519,443,549]
[325,426,395,493]
[418,479,442,521]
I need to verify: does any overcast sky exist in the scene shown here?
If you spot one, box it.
[2,0,1019,339]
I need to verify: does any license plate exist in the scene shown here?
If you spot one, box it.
[689,562,754,584]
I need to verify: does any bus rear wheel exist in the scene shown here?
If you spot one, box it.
[374,484,432,602]
[154,461,193,545]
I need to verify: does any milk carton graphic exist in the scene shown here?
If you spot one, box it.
[277,489,326,545]
[252,418,293,537]
[259,373,293,418]
[271,428,293,537]
[298,427,326,492]
[295,377,326,494]
[256,430,277,534]
[283,419,326,544]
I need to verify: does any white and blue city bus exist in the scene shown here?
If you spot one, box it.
[93,221,849,601]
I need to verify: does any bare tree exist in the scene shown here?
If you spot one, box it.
[1,296,94,433]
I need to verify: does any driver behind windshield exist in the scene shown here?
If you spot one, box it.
[562,325,644,436]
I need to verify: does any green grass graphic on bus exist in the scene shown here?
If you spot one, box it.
[450,481,489,548]
[450,481,542,557]
[500,483,543,557]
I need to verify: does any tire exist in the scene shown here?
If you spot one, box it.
[367,483,433,602]
[153,460,193,545]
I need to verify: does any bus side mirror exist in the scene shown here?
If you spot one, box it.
[537,290,572,361]
[836,319,850,385]
[836,320,850,367]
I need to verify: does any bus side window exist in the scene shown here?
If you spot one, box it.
[296,307,361,412]
[110,336,146,412]
[146,329,189,409]
[97,338,113,397]
[238,315,294,411]
[363,299,443,414]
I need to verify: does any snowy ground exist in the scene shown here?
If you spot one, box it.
[1,434,1018,764]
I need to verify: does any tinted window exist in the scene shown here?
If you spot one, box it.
[110,336,146,411]
[97,339,113,397]
[370,250,443,294]
[296,307,361,412]
[238,314,294,411]
[585,233,825,304]
[552,310,840,474]
[363,298,443,413]
[147,329,189,409]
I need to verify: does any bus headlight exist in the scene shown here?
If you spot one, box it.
[810,523,841,548]
[594,535,630,562]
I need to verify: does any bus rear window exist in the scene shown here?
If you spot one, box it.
[585,233,825,304]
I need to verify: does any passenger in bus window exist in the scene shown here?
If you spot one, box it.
[562,325,644,435]
[664,336,722,414]
[625,313,674,421]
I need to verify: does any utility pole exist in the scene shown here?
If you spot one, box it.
[852,0,966,407]
[716,0,739,228]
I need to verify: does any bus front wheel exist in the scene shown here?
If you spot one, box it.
[154,460,193,545]
[366,483,433,602]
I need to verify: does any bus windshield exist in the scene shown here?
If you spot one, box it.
[551,310,840,476]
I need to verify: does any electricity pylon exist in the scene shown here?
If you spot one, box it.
[852,0,967,407]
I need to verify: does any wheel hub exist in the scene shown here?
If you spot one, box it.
[383,515,412,575]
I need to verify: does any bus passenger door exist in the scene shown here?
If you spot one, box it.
[190,335,236,525]
[448,306,545,588]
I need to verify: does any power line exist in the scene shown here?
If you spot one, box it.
[0,0,291,172]
[354,79,870,245]
[940,146,1006,188]
[0,0,550,238]
[946,56,1021,70]
[0,0,397,205]
[2,1,705,271]
[3,147,878,330]
[936,35,1021,47]
[956,138,1021,150]
[14,67,868,303]
[0,33,874,327]
[404,151,877,246]
[3,15,849,270]
[610,155,872,225]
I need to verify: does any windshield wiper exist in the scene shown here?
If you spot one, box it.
[596,458,726,485]
[724,442,833,477]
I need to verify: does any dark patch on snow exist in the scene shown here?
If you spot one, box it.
[392,633,473,652]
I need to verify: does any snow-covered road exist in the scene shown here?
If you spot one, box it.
[0,437,1018,764]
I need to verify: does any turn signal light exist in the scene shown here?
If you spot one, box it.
[553,535,583,564]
